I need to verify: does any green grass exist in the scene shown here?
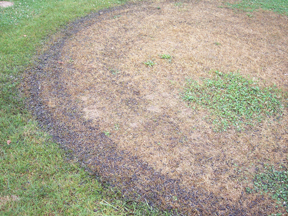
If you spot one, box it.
[226,0,288,15]
[246,165,288,214]
[160,54,172,63]
[160,54,172,60]
[0,0,167,215]
[1,0,287,214]
[0,0,124,71]
[144,60,156,67]
[224,2,288,214]
[183,71,284,131]
[174,2,183,7]
[104,131,111,137]
[0,122,164,215]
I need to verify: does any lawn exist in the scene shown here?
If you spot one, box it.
[0,0,166,215]
[226,0,288,16]
[1,0,287,215]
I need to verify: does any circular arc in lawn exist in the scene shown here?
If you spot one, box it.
[28,0,288,214]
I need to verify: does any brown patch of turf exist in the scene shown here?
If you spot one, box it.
[25,0,288,214]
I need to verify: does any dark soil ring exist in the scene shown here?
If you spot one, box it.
[24,0,288,215]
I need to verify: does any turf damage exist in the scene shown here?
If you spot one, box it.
[25,0,288,215]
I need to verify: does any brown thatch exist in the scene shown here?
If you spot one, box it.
[24,0,288,215]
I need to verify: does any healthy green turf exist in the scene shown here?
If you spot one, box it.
[226,0,288,16]
[0,0,167,215]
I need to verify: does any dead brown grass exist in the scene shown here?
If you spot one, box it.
[30,0,288,214]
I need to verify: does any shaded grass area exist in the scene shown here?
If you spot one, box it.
[0,0,166,214]
[226,0,288,15]
[183,72,284,131]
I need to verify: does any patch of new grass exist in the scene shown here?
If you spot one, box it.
[246,165,288,214]
[183,71,284,131]
[160,54,172,60]
[226,0,288,16]
[0,0,167,215]
[144,60,156,67]
[160,54,172,63]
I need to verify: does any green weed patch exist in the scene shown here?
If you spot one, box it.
[246,165,288,214]
[183,71,284,131]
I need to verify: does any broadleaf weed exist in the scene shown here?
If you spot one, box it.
[183,71,284,131]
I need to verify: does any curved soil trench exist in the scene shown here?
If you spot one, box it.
[26,0,288,215]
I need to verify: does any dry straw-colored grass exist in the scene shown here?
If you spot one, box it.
[33,0,288,214]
